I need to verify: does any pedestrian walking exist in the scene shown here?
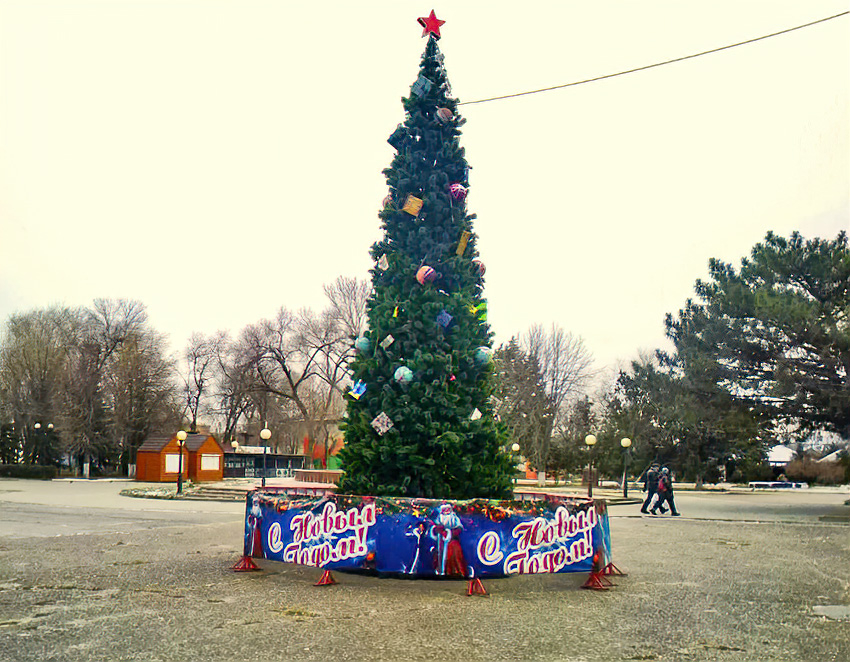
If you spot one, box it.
[651,467,680,516]
[640,463,666,514]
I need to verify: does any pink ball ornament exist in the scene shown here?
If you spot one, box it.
[472,259,485,276]
[416,265,437,285]
[449,183,468,201]
[436,107,454,123]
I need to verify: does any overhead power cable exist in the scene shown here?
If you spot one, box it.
[459,11,849,106]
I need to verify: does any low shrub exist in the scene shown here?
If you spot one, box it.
[0,464,58,480]
[785,457,848,485]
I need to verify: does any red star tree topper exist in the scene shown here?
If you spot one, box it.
[417,10,445,39]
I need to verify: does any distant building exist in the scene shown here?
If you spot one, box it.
[223,445,305,478]
[817,448,847,463]
[767,445,796,468]
[136,433,225,483]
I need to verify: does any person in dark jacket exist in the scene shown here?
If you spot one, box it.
[640,463,666,514]
[651,467,680,516]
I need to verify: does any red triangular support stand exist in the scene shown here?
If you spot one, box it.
[314,570,338,586]
[581,550,612,590]
[602,562,627,576]
[467,577,488,597]
[581,570,611,590]
[231,555,262,572]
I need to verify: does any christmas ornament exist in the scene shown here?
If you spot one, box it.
[371,412,394,435]
[382,194,393,207]
[448,374,456,382]
[449,183,468,201]
[474,346,492,365]
[380,334,395,350]
[436,310,453,328]
[472,259,485,276]
[416,265,437,285]
[470,301,487,321]
[402,195,424,216]
[393,306,399,318]
[387,124,406,150]
[470,408,482,421]
[354,336,371,353]
[349,380,367,399]
[417,10,445,40]
[394,366,414,384]
[411,75,433,97]
[378,254,389,271]
[436,107,454,123]
[456,230,471,256]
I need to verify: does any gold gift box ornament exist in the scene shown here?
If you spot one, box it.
[456,230,471,256]
[402,195,424,216]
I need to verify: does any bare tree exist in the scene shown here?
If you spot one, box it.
[526,324,595,484]
[242,279,367,464]
[242,308,328,455]
[183,332,216,433]
[105,327,180,471]
[209,331,257,446]
[0,306,81,464]
[322,276,371,339]
[526,324,595,428]
[0,301,178,473]
[494,324,594,486]
[61,299,147,475]
[306,277,369,462]
[200,277,367,461]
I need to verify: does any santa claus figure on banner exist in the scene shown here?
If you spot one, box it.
[429,503,466,576]
[245,493,265,559]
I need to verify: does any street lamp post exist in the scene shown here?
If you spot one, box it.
[620,437,632,498]
[32,422,55,469]
[33,423,42,467]
[259,426,271,488]
[229,439,238,480]
[510,442,520,490]
[585,434,597,498]
[176,430,187,494]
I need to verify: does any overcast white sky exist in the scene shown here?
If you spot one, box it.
[1,1,847,376]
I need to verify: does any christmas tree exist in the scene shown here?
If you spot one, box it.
[337,12,514,500]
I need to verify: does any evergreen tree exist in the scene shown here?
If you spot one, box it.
[668,230,849,437]
[616,353,766,486]
[492,337,551,475]
[338,18,513,499]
